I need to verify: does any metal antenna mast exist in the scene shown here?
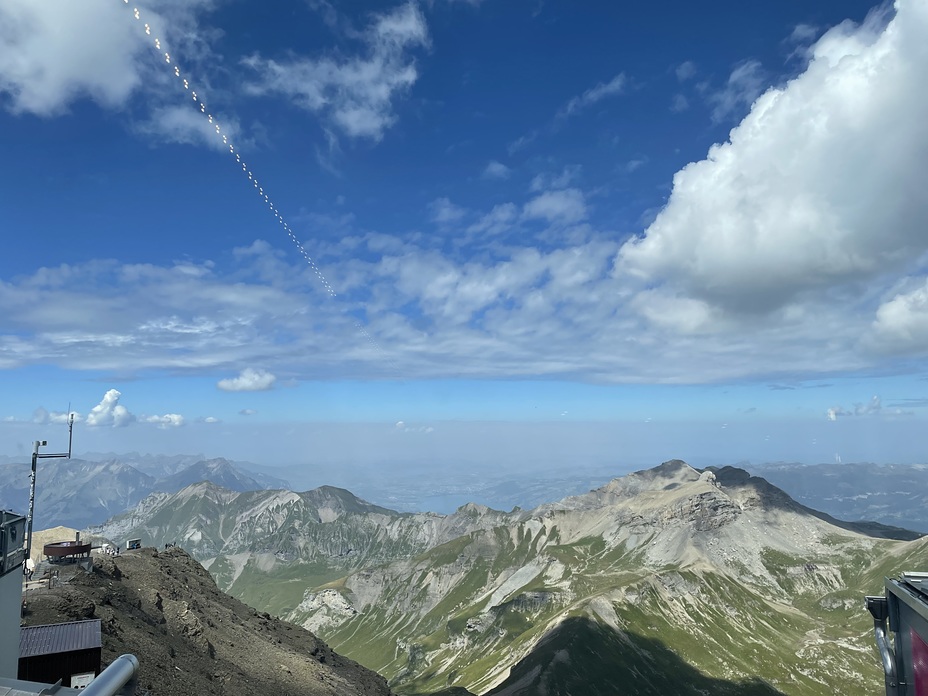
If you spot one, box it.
[25,411,75,561]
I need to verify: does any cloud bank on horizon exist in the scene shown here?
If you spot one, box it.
[0,0,927,443]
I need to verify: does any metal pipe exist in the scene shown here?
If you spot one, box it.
[873,622,898,696]
[867,595,898,696]
[81,654,139,696]
[25,441,39,562]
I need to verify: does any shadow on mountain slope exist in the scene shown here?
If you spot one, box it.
[470,616,784,696]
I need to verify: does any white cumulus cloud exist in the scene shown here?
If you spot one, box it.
[618,1,928,317]
[468,203,518,236]
[86,389,135,428]
[0,0,224,148]
[0,0,145,116]
[217,368,277,392]
[145,413,185,428]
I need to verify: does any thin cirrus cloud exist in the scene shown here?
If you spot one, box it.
[826,396,882,421]
[482,160,512,180]
[522,188,588,225]
[509,73,627,153]
[32,407,81,426]
[242,2,429,141]
[707,59,766,122]
[556,72,626,120]
[675,60,697,82]
[429,197,467,224]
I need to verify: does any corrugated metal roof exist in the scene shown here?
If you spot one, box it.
[19,620,102,658]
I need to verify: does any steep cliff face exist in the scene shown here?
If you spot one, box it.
[22,546,394,696]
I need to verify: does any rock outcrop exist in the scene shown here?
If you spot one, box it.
[22,546,393,696]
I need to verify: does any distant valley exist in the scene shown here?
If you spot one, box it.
[746,461,928,533]
[88,460,925,695]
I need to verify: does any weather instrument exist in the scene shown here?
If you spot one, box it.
[25,410,76,560]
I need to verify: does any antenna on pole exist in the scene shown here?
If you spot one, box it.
[25,409,76,562]
[66,405,75,458]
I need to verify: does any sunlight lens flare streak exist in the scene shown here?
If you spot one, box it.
[123,3,339,299]
[119,1,406,376]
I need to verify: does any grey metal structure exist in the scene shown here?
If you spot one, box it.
[0,511,26,579]
[0,511,27,680]
[0,655,138,696]
[867,572,928,696]
[26,414,75,562]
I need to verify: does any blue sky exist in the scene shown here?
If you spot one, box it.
[1,0,927,473]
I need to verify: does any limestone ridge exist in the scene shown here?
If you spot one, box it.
[88,459,926,695]
[22,546,394,696]
[89,481,514,583]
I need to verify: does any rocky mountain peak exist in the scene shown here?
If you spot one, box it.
[456,502,494,516]
[201,457,233,471]
[300,485,398,520]
[710,465,811,512]
[548,459,707,512]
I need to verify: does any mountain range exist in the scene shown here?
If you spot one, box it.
[0,455,289,529]
[88,460,924,695]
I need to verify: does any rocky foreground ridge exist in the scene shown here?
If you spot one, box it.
[23,546,393,696]
[88,460,927,695]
